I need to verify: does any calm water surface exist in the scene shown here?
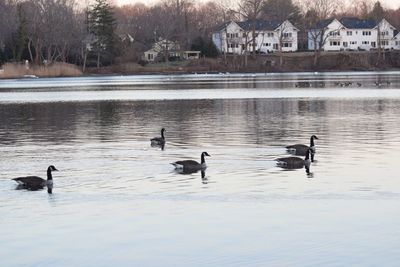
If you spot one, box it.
[1,72,400,266]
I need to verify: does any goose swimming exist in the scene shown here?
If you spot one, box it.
[151,128,166,145]
[12,165,58,192]
[276,149,311,174]
[171,152,211,171]
[286,135,318,162]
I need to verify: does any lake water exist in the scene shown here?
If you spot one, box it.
[1,72,400,266]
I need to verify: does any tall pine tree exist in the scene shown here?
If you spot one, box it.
[88,0,116,68]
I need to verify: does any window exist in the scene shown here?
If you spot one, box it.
[147,54,153,60]
[350,41,357,45]
[329,31,340,36]
[362,41,370,45]
[330,41,340,46]
[267,32,274,37]
[381,31,389,36]
[380,40,389,46]
[362,31,371,36]
[273,43,278,49]
[264,43,271,47]
[343,42,348,47]
[283,42,292,47]
[242,33,246,38]
[283,32,292,38]
[347,31,352,36]
[396,41,400,46]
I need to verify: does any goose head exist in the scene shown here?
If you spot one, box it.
[202,152,211,157]
[311,135,319,140]
[48,165,58,172]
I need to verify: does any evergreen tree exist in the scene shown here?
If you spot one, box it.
[88,0,117,68]
[369,1,385,21]
[14,4,28,61]
[191,37,219,58]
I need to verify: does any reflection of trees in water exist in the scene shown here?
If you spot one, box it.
[0,103,79,144]
[0,98,397,146]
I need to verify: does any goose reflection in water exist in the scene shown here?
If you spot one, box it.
[151,142,165,151]
[174,168,208,184]
[15,183,53,194]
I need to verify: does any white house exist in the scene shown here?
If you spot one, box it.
[212,19,299,54]
[308,17,398,51]
[143,39,200,62]
[143,39,180,62]
[394,31,400,49]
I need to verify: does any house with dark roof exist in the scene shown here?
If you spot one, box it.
[212,19,299,54]
[308,17,398,51]
[394,31,400,49]
[143,38,200,62]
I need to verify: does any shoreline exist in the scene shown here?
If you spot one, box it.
[1,52,400,80]
[1,68,400,81]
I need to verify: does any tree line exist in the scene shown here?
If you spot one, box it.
[0,0,399,68]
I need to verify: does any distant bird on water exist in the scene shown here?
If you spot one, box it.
[286,135,319,162]
[171,152,211,171]
[151,128,166,146]
[12,165,58,193]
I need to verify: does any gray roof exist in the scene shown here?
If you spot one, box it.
[237,19,282,31]
[214,19,282,32]
[311,17,377,30]
[339,17,377,29]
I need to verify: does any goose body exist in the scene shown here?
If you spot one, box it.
[286,135,318,162]
[276,149,311,173]
[151,128,166,145]
[171,152,210,171]
[12,165,58,191]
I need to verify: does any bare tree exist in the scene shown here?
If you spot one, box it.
[302,0,341,66]
[237,0,265,57]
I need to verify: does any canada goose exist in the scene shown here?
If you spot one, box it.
[151,128,166,145]
[12,165,58,192]
[286,135,318,162]
[171,152,211,171]
[357,82,362,87]
[276,149,311,173]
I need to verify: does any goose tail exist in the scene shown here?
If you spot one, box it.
[171,162,183,169]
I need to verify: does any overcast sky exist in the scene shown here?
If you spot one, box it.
[116,0,400,9]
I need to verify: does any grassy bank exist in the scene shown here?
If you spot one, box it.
[87,51,400,75]
[1,51,399,79]
[0,62,82,79]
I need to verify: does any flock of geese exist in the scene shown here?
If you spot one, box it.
[11,128,319,193]
[295,81,391,88]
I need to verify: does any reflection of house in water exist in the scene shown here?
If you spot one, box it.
[143,38,200,62]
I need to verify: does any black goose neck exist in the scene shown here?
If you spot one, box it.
[201,153,206,164]
[161,130,165,140]
[305,150,310,160]
[310,136,315,147]
[47,168,53,180]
